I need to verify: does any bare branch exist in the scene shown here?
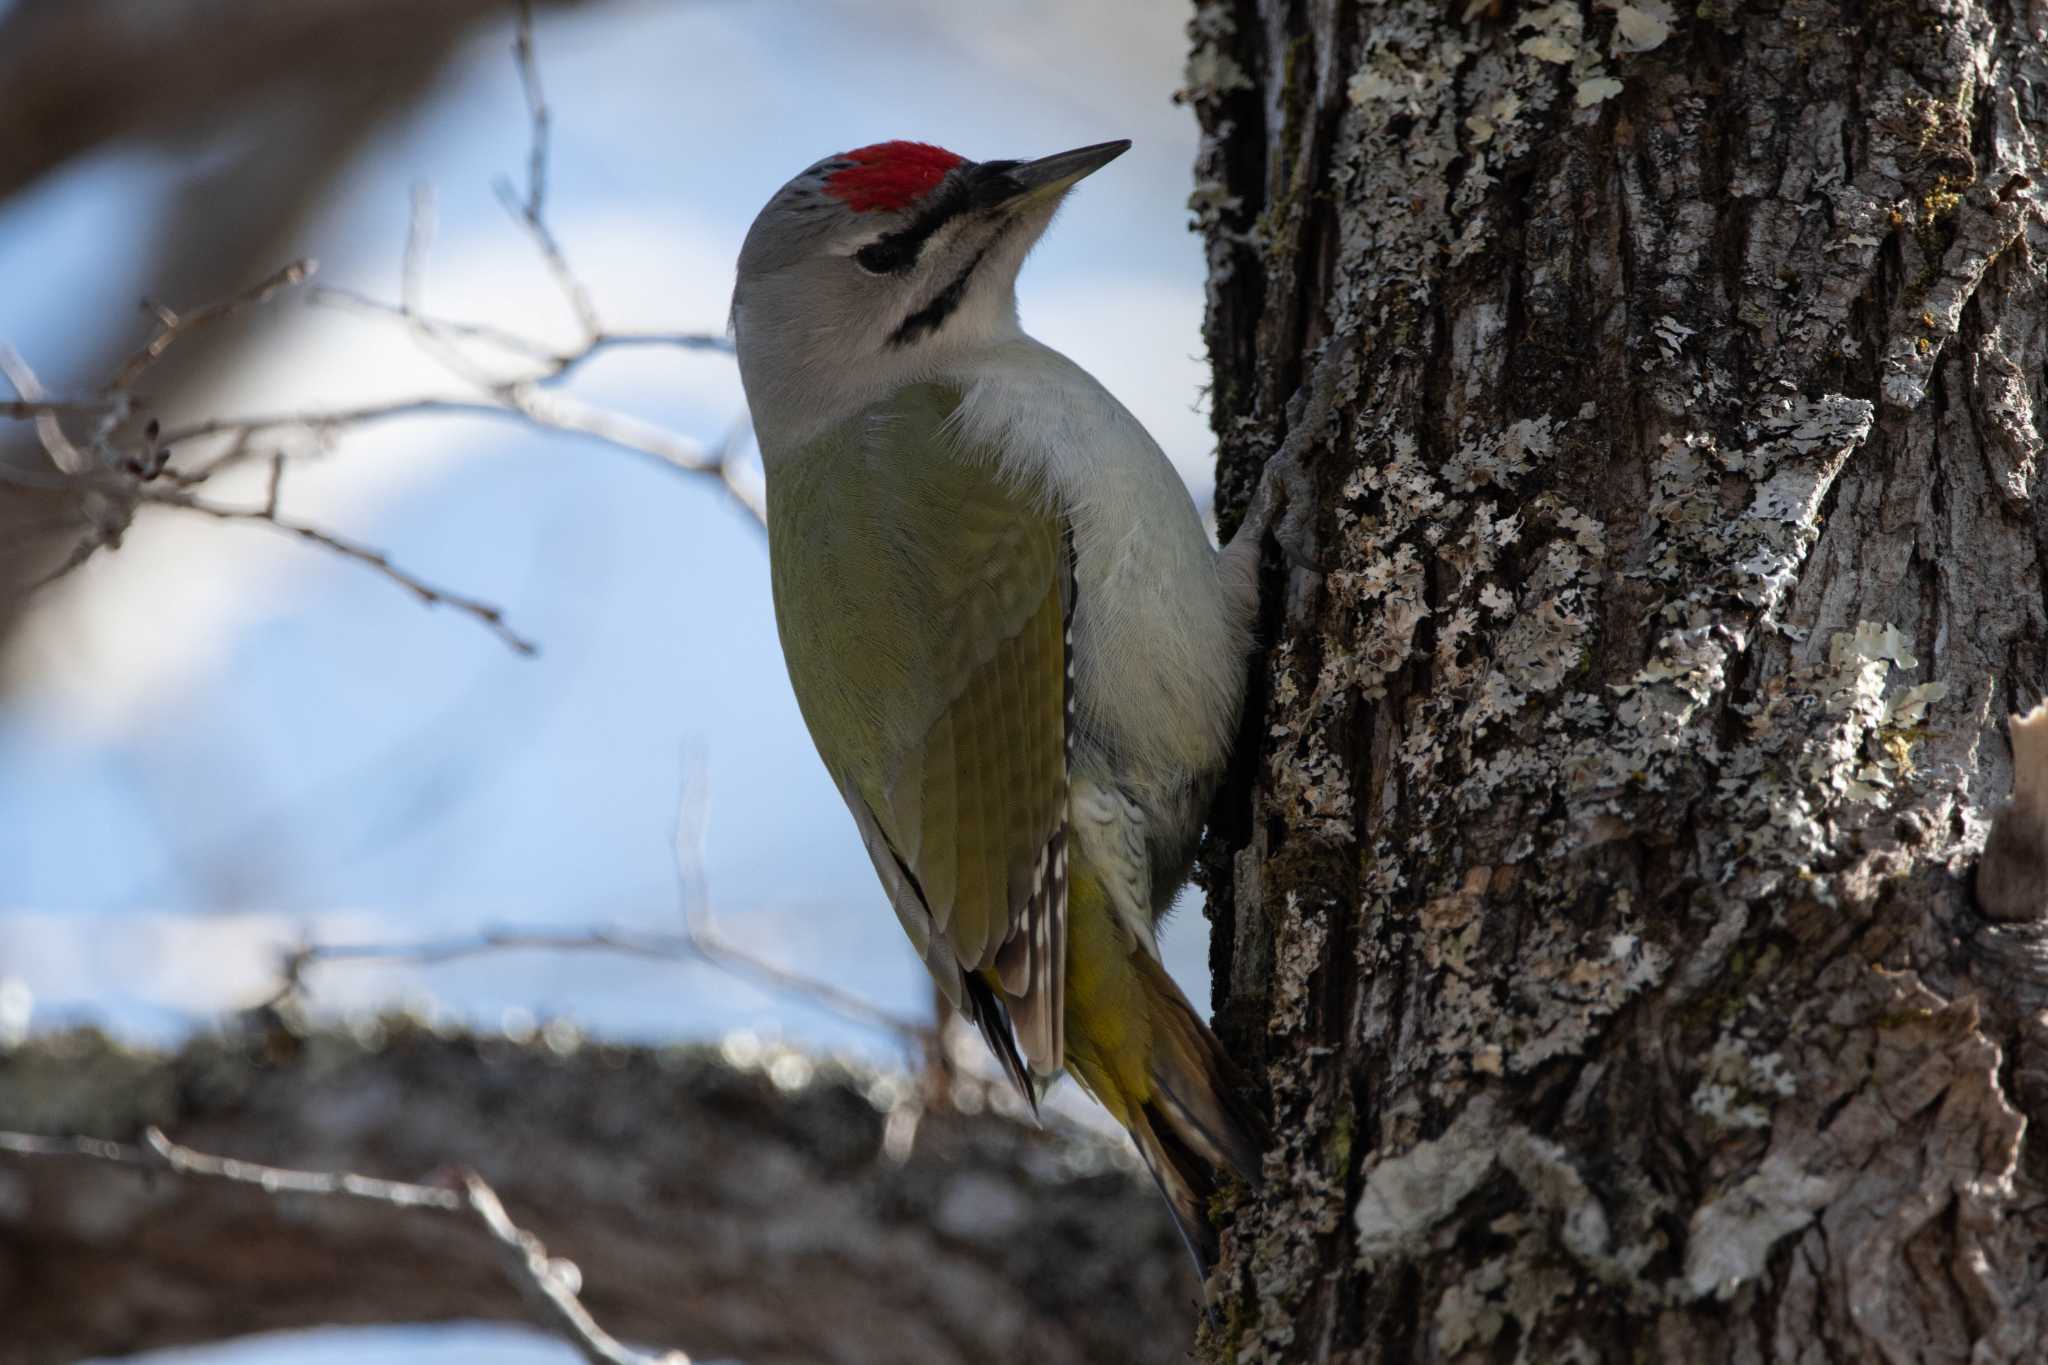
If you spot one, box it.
[105,259,317,394]
[0,1024,1188,1365]
[269,921,932,1044]
[404,182,436,317]
[0,1126,689,1365]
[0,6,756,655]
[153,393,762,522]
[530,330,736,387]
[513,0,551,228]
[0,399,118,419]
[157,397,541,447]
[498,388,764,519]
[262,451,284,518]
[499,0,602,340]
[464,1173,691,1365]
[0,344,91,474]
[144,485,538,655]
[314,284,568,364]
[391,183,523,392]
[145,1128,464,1211]
[309,287,732,378]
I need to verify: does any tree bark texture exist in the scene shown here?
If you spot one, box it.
[1190,1,2048,1361]
[0,1023,1190,1365]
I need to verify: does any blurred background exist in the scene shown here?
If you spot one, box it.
[0,0,1213,1359]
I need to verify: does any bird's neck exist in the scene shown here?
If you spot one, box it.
[748,300,1034,458]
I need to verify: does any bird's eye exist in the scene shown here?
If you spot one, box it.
[855,239,911,275]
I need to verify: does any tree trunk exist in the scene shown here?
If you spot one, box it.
[1190,1,2048,1361]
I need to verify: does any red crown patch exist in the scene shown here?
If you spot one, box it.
[824,141,964,213]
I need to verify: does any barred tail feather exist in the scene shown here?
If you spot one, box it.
[1062,867,1265,1277]
[1123,948,1266,1273]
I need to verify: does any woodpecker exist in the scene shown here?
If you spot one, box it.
[732,138,1295,1271]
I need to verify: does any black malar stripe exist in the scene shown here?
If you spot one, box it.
[889,244,991,347]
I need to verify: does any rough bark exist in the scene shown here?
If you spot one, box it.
[0,1022,1191,1365]
[1190,1,2048,1361]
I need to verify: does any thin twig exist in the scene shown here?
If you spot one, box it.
[0,1128,689,1365]
[311,286,732,377]
[144,486,538,655]
[269,923,931,1044]
[314,285,567,364]
[166,426,257,486]
[0,4,758,643]
[501,0,602,340]
[105,259,317,393]
[158,397,539,447]
[463,1170,688,1365]
[151,394,759,521]
[393,184,514,391]
[403,182,435,319]
[1,398,118,419]
[262,746,925,1045]
[0,344,91,474]
[528,331,735,385]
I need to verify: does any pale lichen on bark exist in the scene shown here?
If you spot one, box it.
[1190,0,2048,1360]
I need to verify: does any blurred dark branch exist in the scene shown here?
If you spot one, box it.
[0,0,591,207]
[0,0,606,658]
[0,401,115,420]
[2,0,760,661]
[0,1127,684,1365]
[0,1025,1189,1365]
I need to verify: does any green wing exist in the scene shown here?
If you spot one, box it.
[767,383,1071,1090]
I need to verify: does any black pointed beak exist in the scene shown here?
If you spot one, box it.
[973,140,1131,208]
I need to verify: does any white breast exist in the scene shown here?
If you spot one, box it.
[945,339,1251,807]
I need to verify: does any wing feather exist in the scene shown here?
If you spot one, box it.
[767,383,1073,1091]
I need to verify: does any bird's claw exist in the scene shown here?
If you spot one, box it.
[1242,440,1320,577]
[1240,332,1354,578]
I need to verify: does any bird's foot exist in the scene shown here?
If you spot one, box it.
[1251,436,1319,576]
[1237,335,1354,576]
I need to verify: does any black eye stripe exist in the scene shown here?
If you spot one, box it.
[853,163,982,274]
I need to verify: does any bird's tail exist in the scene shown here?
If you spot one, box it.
[1062,871,1266,1275]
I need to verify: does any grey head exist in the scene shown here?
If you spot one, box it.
[731,138,1130,450]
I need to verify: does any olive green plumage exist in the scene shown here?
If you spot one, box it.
[737,138,1275,1279]
[769,382,1069,1084]
[766,382,1263,1266]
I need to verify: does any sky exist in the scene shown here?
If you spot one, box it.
[0,2,1215,1358]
